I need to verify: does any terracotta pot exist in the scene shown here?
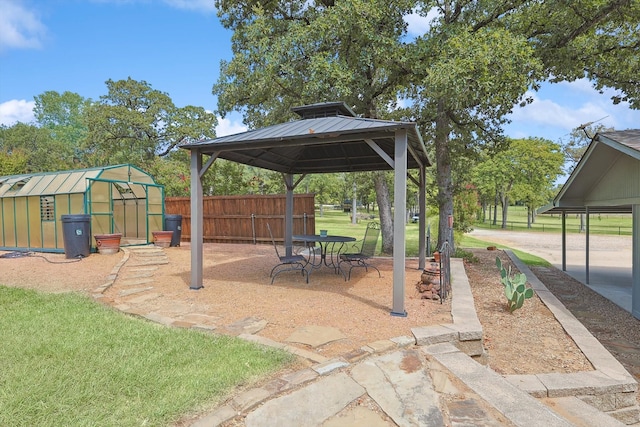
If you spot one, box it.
[421,265,441,285]
[433,251,441,263]
[152,230,173,248]
[94,233,122,255]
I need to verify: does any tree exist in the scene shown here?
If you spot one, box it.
[33,91,90,165]
[0,123,70,173]
[84,78,218,169]
[511,138,564,226]
[213,0,639,252]
[561,123,613,174]
[472,138,564,228]
[0,146,28,176]
[214,0,413,254]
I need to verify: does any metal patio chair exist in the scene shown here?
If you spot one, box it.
[266,223,309,284]
[338,221,381,280]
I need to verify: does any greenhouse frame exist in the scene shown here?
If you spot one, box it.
[0,164,165,253]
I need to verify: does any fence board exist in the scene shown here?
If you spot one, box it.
[165,194,315,244]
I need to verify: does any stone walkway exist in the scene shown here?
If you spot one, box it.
[92,245,639,426]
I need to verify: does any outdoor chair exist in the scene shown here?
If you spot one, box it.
[266,223,309,284]
[338,221,381,280]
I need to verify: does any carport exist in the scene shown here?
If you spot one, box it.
[540,129,640,319]
[181,102,431,316]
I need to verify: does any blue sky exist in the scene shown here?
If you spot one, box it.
[1,0,638,144]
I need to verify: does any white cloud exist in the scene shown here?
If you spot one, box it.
[0,0,46,52]
[215,116,246,137]
[0,99,35,125]
[510,90,610,130]
[404,7,440,37]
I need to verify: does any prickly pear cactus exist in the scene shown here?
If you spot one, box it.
[496,257,534,312]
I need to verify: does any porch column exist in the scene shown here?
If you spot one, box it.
[633,205,639,319]
[190,150,204,290]
[562,212,566,271]
[391,129,407,317]
[585,207,590,285]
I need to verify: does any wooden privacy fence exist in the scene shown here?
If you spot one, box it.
[165,194,316,244]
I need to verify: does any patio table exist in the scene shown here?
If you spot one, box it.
[293,234,356,279]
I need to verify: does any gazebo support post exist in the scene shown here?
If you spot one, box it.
[284,173,294,257]
[418,167,426,270]
[391,129,408,317]
[633,204,639,319]
[190,150,204,290]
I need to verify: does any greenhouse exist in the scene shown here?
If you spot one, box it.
[0,164,164,253]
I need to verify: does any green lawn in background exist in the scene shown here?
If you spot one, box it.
[0,286,293,427]
[314,207,553,265]
[314,207,435,257]
[476,205,632,235]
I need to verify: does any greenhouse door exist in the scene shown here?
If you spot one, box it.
[87,179,164,245]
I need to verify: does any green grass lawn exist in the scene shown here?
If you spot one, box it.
[0,286,294,427]
[315,207,551,265]
[476,205,632,235]
[315,208,434,257]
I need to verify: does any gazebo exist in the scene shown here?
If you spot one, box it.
[180,102,431,316]
[540,129,640,319]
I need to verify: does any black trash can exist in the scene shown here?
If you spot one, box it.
[164,214,182,247]
[61,214,91,259]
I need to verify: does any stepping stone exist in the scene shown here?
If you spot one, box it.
[447,398,504,427]
[119,287,154,297]
[135,251,166,257]
[323,406,394,427]
[129,247,162,253]
[225,317,268,335]
[121,272,154,279]
[126,292,161,304]
[130,259,169,266]
[121,278,154,286]
[127,266,159,272]
[181,313,221,325]
[285,325,347,348]
[244,373,364,427]
[350,350,444,427]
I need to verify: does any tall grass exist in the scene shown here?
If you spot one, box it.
[0,286,293,427]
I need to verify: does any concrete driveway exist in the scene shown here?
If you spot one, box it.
[468,228,633,312]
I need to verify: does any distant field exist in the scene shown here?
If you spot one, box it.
[475,205,632,235]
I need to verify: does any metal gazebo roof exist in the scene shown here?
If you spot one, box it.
[181,101,432,317]
[181,101,431,173]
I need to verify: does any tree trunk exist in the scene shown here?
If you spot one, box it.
[492,192,498,226]
[374,172,393,254]
[435,99,454,252]
[500,194,509,229]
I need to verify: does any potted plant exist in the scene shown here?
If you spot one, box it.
[152,230,173,248]
[94,233,122,254]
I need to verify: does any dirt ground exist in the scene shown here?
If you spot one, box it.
[0,243,600,377]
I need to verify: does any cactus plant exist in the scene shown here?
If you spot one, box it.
[496,257,534,312]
